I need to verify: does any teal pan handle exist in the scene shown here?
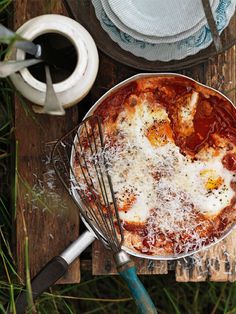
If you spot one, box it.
[119,266,157,314]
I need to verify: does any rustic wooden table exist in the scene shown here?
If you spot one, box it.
[14,0,236,284]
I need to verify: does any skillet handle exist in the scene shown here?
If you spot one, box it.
[15,230,96,314]
[15,256,68,314]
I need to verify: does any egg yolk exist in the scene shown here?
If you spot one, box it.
[200,169,224,190]
[146,120,173,147]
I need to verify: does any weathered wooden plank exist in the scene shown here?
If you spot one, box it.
[176,230,236,282]
[176,36,236,282]
[14,0,81,284]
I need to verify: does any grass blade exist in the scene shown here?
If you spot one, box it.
[163,288,181,314]
[24,236,35,313]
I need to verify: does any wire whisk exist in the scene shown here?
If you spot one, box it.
[52,115,157,314]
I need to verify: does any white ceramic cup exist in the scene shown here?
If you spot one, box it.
[10,14,99,108]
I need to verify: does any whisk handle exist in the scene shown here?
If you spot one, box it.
[15,256,68,314]
[15,231,96,314]
[119,265,157,314]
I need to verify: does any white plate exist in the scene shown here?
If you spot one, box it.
[108,0,215,37]
[92,0,236,61]
[102,0,219,44]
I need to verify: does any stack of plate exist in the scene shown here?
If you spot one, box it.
[92,0,236,61]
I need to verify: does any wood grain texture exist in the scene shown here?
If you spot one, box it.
[176,230,236,282]
[14,0,81,284]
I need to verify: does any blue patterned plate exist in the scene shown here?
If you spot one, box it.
[92,0,236,61]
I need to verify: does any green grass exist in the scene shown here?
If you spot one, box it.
[1,2,236,314]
